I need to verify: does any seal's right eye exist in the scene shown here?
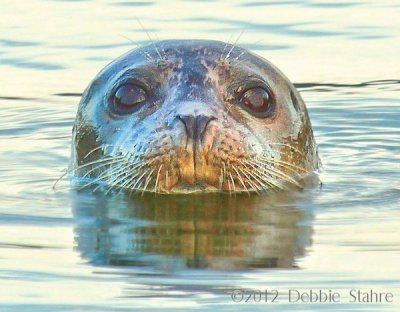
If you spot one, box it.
[112,83,147,114]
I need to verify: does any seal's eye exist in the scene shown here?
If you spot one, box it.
[240,87,274,118]
[112,83,147,114]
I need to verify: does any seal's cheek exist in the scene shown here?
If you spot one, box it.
[207,125,250,165]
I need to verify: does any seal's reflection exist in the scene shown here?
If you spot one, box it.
[73,192,313,270]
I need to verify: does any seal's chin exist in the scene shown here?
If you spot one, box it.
[166,182,221,194]
[161,181,256,194]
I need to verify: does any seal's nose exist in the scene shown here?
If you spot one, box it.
[177,114,215,142]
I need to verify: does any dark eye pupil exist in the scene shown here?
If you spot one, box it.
[114,84,146,108]
[241,88,270,113]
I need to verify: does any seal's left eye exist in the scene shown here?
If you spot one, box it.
[239,87,275,118]
[112,83,147,114]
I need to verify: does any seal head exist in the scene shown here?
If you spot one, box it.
[71,40,319,193]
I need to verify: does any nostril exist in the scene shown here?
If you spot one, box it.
[177,115,196,139]
[177,114,216,142]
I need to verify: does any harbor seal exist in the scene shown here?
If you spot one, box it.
[71,39,319,194]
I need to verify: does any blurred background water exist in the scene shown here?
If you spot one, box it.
[0,0,399,311]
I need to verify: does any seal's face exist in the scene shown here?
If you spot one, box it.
[72,40,319,193]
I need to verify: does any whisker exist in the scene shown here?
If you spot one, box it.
[83,145,110,160]
[120,34,137,48]
[227,175,232,195]
[229,172,236,193]
[225,27,246,61]
[120,34,155,63]
[223,33,235,52]
[78,157,147,192]
[251,167,283,191]
[245,159,301,188]
[251,158,303,184]
[131,168,151,190]
[153,32,167,59]
[115,163,139,196]
[218,167,224,190]
[127,167,152,196]
[128,169,148,197]
[232,38,264,65]
[117,166,140,191]
[265,158,308,175]
[231,164,250,195]
[91,162,129,192]
[137,19,163,62]
[240,162,282,191]
[104,164,131,194]
[232,57,248,67]
[52,155,120,190]
[77,155,123,172]
[154,164,163,193]
[232,50,246,64]
[122,159,156,192]
[235,165,262,194]
[53,170,71,190]
[120,164,148,195]
[141,168,155,195]
[81,168,117,191]
[264,143,305,157]
[80,157,127,179]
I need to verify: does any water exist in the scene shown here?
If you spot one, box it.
[1,0,399,311]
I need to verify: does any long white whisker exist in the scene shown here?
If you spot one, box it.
[225,27,246,61]
[235,165,262,194]
[231,164,250,195]
[154,165,163,193]
[141,168,155,195]
[137,19,163,62]
[245,159,300,188]
[240,163,282,191]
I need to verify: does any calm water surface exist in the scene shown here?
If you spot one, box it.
[0,0,399,311]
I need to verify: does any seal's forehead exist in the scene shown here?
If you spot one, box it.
[96,39,285,89]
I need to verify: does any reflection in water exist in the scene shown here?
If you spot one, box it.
[73,191,313,270]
